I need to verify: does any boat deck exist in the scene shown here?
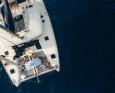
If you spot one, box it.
[0,0,60,87]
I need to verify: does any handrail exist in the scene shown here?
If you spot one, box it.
[0,55,18,66]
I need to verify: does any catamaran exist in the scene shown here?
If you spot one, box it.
[0,0,60,86]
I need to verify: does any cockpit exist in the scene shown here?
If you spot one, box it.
[0,0,43,45]
[0,0,32,32]
[9,0,28,32]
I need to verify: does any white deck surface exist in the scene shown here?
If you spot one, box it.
[0,0,60,87]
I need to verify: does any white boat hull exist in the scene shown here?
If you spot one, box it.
[0,0,60,87]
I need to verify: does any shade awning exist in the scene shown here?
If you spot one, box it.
[25,58,41,70]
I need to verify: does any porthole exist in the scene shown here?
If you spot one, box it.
[42,20,45,23]
[5,51,9,55]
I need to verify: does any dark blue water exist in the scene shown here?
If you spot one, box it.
[0,0,115,93]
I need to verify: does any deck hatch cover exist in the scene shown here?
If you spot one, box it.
[51,54,56,59]
[10,69,15,74]
[44,36,49,41]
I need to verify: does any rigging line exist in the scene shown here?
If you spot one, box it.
[34,68,39,83]
[0,0,4,8]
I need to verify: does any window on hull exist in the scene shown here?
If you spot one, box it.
[16,0,26,4]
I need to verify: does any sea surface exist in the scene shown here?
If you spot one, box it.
[0,0,115,93]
